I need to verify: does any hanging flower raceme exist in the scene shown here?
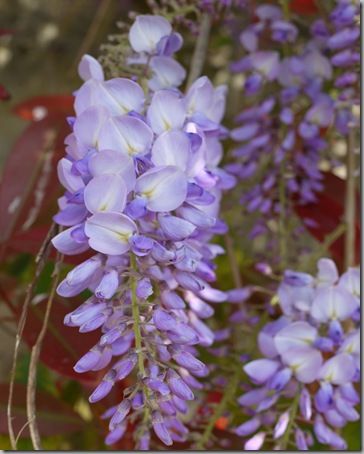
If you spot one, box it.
[228,1,359,245]
[235,258,360,450]
[52,14,233,449]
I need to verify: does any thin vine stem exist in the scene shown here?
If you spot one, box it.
[280,387,301,450]
[344,121,357,268]
[27,251,63,450]
[130,253,146,378]
[194,367,241,450]
[186,12,212,88]
[7,222,56,450]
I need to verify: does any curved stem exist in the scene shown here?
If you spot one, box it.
[27,252,63,450]
[194,367,241,450]
[7,223,56,450]
[280,387,300,450]
[186,13,212,88]
[224,234,243,288]
[344,123,357,268]
[278,160,287,270]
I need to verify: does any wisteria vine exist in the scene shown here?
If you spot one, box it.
[39,1,361,451]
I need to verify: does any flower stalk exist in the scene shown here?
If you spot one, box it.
[186,12,211,87]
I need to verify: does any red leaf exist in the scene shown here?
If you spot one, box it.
[0,29,15,36]
[20,296,101,385]
[5,225,92,265]
[289,0,318,15]
[294,172,360,268]
[0,383,84,437]
[13,95,74,121]
[0,114,68,258]
[0,84,10,101]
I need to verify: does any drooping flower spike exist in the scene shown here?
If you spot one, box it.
[229,0,359,254]
[235,258,360,450]
[52,14,233,449]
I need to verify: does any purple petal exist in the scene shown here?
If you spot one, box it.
[147,90,186,135]
[88,150,136,193]
[98,115,153,157]
[129,15,172,53]
[149,56,186,90]
[78,54,104,81]
[52,226,89,255]
[244,359,280,384]
[84,174,127,214]
[85,212,137,255]
[235,417,261,437]
[136,165,187,212]
[151,130,190,171]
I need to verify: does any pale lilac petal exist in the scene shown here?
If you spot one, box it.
[75,78,144,116]
[240,29,258,52]
[319,353,356,384]
[273,411,289,439]
[244,432,266,450]
[149,56,186,90]
[158,214,196,240]
[98,115,153,157]
[251,51,280,80]
[52,226,89,255]
[135,165,187,212]
[185,76,214,116]
[317,258,339,286]
[244,359,280,384]
[103,78,144,114]
[258,317,290,358]
[338,330,359,356]
[151,130,190,171]
[338,267,360,298]
[147,90,186,135]
[282,347,323,384]
[207,84,227,123]
[129,15,172,54]
[235,417,261,437]
[84,175,127,214]
[88,150,136,193]
[311,286,358,322]
[85,212,137,255]
[274,321,317,355]
[57,158,84,193]
[73,105,109,149]
[78,54,104,81]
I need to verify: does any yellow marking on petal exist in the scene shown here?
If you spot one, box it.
[163,118,171,130]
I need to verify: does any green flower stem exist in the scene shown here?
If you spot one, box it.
[130,253,146,378]
[280,387,300,450]
[194,367,241,450]
[278,159,288,270]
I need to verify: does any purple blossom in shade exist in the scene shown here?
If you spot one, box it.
[229,1,359,250]
[235,258,360,450]
[51,13,233,450]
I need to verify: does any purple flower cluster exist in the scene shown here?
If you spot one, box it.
[235,258,360,450]
[314,0,360,135]
[51,14,234,448]
[227,1,359,241]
